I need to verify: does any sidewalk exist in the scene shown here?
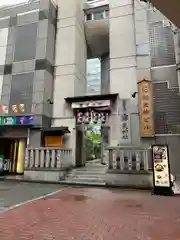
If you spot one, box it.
[0,187,180,240]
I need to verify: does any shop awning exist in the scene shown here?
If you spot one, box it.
[41,127,70,136]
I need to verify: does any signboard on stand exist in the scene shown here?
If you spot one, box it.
[152,145,173,195]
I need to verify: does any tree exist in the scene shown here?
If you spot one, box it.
[86,129,101,161]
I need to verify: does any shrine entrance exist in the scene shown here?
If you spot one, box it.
[65,94,118,167]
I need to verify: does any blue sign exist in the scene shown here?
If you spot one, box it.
[16,116,34,125]
[0,116,34,126]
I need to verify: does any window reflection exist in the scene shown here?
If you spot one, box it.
[86,58,101,95]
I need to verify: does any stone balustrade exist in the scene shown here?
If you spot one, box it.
[25,148,73,170]
[106,146,152,172]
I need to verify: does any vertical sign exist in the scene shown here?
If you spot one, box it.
[138,79,155,137]
[119,99,130,143]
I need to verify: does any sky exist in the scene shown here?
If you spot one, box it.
[0,0,28,6]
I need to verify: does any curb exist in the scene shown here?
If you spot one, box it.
[0,177,152,191]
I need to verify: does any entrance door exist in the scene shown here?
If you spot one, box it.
[0,139,25,174]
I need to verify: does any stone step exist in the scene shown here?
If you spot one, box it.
[69,171,106,176]
[65,176,105,183]
[61,180,106,186]
[66,175,105,182]
[63,165,107,186]
[67,174,105,180]
[73,167,107,171]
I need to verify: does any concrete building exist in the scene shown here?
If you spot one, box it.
[0,0,180,179]
[141,0,180,29]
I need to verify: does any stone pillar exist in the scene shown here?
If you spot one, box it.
[101,54,110,94]
[109,0,137,146]
[16,140,26,174]
[53,0,87,163]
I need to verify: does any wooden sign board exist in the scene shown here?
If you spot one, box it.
[138,79,155,137]
[45,136,63,147]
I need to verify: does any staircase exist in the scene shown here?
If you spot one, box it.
[61,161,107,186]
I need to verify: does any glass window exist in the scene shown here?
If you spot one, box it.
[86,14,92,21]
[105,10,109,18]
[86,58,101,95]
[14,23,37,62]
[149,22,176,67]
[9,73,34,115]
[93,12,104,20]
[137,43,150,55]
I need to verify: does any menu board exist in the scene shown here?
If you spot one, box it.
[152,145,170,187]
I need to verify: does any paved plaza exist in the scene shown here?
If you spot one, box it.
[0,182,179,239]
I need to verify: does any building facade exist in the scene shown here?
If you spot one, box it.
[0,0,180,176]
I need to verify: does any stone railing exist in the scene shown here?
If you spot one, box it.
[106,146,152,172]
[25,148,73,170]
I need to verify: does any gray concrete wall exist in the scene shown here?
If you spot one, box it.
[24,169,68,182]
[109,0,137,147]
[29,129,42,148]
[105,172,153,189]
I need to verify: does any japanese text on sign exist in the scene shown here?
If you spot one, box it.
[138,79,155,137]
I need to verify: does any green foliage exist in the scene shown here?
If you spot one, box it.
[86,130,101,144]
[86,129,101,161]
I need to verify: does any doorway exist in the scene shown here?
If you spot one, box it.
[0,139,25,174]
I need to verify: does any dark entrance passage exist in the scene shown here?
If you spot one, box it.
[0,139,25,175]
[65,93,118,168]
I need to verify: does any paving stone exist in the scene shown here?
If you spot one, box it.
[0,187,180,239]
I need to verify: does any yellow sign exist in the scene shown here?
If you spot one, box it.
[138,79,155,137]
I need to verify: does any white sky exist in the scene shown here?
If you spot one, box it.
[0,0,28,6]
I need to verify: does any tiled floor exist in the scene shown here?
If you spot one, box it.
[0,186,180,239]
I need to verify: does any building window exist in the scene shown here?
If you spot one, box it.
[93,12,104,20]
[9,73,34,115]
[86,58,101,95]
[86,14,92,21]
[14,23,37,62]
[4,64,12,75]
[149,22,176,67]
[105,10,109,18]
